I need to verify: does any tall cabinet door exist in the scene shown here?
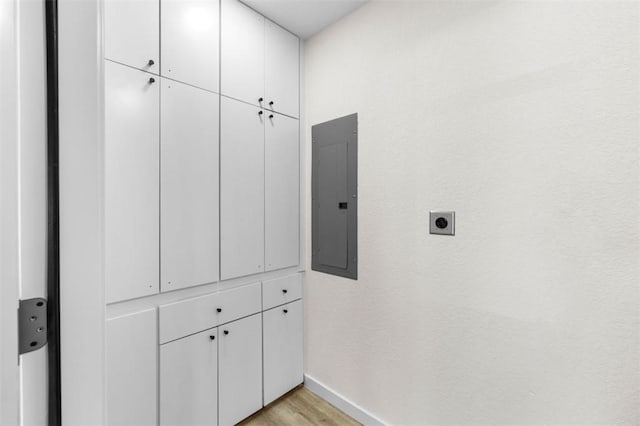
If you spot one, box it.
[220,0,264,107]
[219,314,262,426]
[105,61,159,303]
[265,21,299,118]
[105,0,159,72]
[220,97,265,280]
[265,113,299,271]
[263,300,303,405]
[161,79,219,292]
[160,329,218,426]
[161,0,219,91]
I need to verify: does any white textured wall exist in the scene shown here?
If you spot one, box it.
[303,2,639,424]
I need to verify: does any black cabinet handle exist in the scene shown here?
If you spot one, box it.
[148,77,155,84]
[148,59,155,66]
[223,330,229,335]
[269,114,274,119]
[258,111,263,116]
[282,289,288,294]
[258,97,263,103]
[283,309,288,314]
[269,101,274,106]
[209,335,215,340]
[216,308,222,313]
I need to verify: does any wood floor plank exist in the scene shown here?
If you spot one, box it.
[239,387,361,426]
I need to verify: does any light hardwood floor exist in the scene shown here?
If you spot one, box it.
[239,386,361,426]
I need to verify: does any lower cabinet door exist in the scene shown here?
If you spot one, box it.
[218,313,262,425]
[263,300,303,405]
[160,329,218,426]
[106,308,157,426]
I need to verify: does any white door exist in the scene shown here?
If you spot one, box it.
[160,329,218,426]
[1,0,48,423]
[218,314,262,426]
[105,0,159,72]
[265,20,299,119]
[161,79,219,292]
[105,61,159,303]
[220,0,264,107]
[265,113,299,271]
[106,309,157,426]
[220,97,265,280]
[263,300,303,405]
[161,0,219,91]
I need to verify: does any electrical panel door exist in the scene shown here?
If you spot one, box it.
[311,113,358,279]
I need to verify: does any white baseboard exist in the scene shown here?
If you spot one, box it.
[304,374,387,426]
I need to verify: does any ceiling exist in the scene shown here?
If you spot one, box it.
[241,0,367,39]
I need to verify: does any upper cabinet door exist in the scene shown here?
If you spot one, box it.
[265,113,299,271]
[161,79,219,292]
[105,61,159,303]
[265,21,299,118]
[161,0,220,92]
[220,0,264,107]
[220,97,265,280]
[105,0,159,73]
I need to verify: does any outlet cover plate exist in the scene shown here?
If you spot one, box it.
[430,211,455,235]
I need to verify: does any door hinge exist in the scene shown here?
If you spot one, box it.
[18,298,47,355]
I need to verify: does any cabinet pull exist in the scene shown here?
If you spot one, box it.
[148,59,155,66]
[209,335,215,340]
[282,289,288,294]
[269,101,274,106]
[258,97,263,103]
[216,308,222,313]
[148,77,155,84]
[269,114,274,119]
[223,330,229,335]
[283,309,288,314]
[258,111,263,116]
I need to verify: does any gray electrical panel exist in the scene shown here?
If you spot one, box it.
[312,113,357,279]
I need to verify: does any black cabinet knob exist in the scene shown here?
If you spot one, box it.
[223,330,229,335]
[258,111,263,116]
[269,101,274,106]
[216,308,222,313]
[283,309,288,314]
[269,114,274,119]
[148,59,155,66]
[209,335,215,340]
[148,77,155,84]
[282,289,288,294]
[258,97,263,103]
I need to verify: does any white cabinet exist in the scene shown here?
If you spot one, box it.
[219,314,263,426]
[105,0,159,72]
[265,113,299,271]
[105,61,159,303]
[262,274,303,311]
[161,0,219,91]
[221,0,299,117]
[220,97,265,280]
[263,300,303,405]
[160,329,218,426]
[106,308,157,426]
[221,0,264,107]
[161,79,219,292]
[159,282,261,344]
[265,21,299,118]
